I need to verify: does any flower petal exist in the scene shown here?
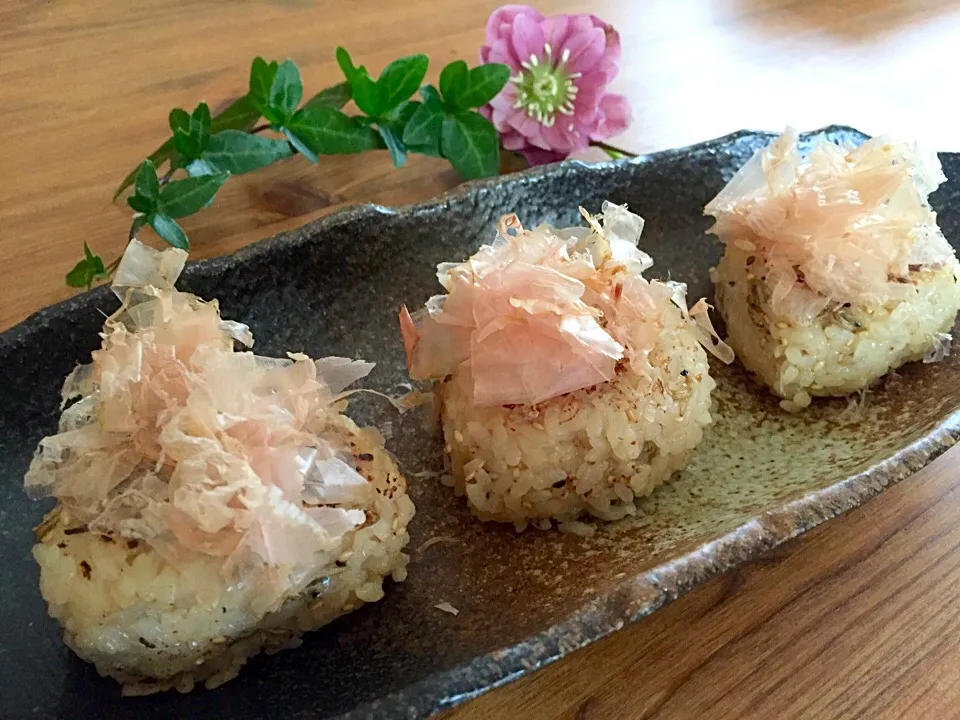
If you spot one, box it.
[507,111,552,150]
[485,5,544,46]
[540,15,571,52]
[543,121,587,154]
[563,26,606,75]
[503,132,530,151]
[590,15,621,63]
[522,147,567,166]
[511,12,547,66]
[485,37,521,69]
[590,93,632,141]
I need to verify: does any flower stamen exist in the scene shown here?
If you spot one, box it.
[510,44,581,127]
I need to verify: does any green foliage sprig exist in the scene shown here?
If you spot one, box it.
[68,50,510,288]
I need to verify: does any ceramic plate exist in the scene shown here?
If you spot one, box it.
[2,126,958,720]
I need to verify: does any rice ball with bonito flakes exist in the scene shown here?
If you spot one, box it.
[400,202,733,532]
[25,239,413,694]
[705,128,960,412]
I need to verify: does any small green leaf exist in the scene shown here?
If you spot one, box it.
[66,244,108,289]
[83,242,105,275]
[201,130,293,174]
[269,60,303,120]
[335,47,358,81]
[456,63,511,109]
[378,126,407,168]
[402,100,444,155]
[130,215,148,237]
[283,129,319,164]
[420,85,442,104]
[440,111,499,179]
[158,173,228,218]
[377,54,429,113]
[172,131,199,160]
[149,213,190,250]
[135,160,160,202]
[335,46,380,116]
[127,195,154,213]
[286,105,385,156]
[114,140,174,200]
[185,158,217,176]
[66,259,94,289]
[168,108,190,135]
[439,60,468,107]
[303,82,352,111]
[382,100,419,134]
[210,95,261,134]
[170,103,211,162]
[192,102,212,131]
[249,57,279,106]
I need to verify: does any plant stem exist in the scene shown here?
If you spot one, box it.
[590,140,638,159]
[105,256,122,274]
[250,124,270,134]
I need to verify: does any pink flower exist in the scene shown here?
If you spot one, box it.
[480,5,632,166]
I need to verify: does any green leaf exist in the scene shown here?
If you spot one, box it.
[335,47,358,80]
[286,105,385,156]
[440,111,499,180]
[114,139,174,200]
[303,82,352,111]
[249,57,279,107]
[456,63,511,109]
[66,259,94,289]
[402,100,444,155]
[127,195,154,213]
[283,128,319,164]
[168,108,190,135]
[173,101,212,160]
[149,213,190,250]
[378,126,406,168]
[201,130,292,174]
[135,160,160,202]
[335,46,380,116]
[210,95,261,133]
[420,85,441,104]
[439,60,468,107]
[66,244,108,289]
[83,242,105,273]
[172,131,199,160]
[192,102,211,131]
[377,54,429,113]
[130,215,148,237]
[382,100,419,133]
[158,173,228,218]
[269,60,303,120]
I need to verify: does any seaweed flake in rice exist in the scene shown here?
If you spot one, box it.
[24,239,414,694]
[399,202,733,531]
[705,128,960,412]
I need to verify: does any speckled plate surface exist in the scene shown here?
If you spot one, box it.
[1,126,958,720]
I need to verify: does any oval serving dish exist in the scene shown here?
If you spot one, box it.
[1,126,958,720]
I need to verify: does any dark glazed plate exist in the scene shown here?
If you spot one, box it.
[1,126,959,720]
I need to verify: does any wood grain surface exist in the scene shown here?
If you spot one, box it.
[3,1,960,718]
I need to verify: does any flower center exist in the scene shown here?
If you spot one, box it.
[511,44,581,128]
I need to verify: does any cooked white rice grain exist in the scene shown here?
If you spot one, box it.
[712,246,960,406]
[32,414,413,694]
[438,317,715,529]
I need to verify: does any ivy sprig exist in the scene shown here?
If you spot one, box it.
[69,51,510,289]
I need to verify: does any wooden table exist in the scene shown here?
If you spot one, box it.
[3,1,960,717]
